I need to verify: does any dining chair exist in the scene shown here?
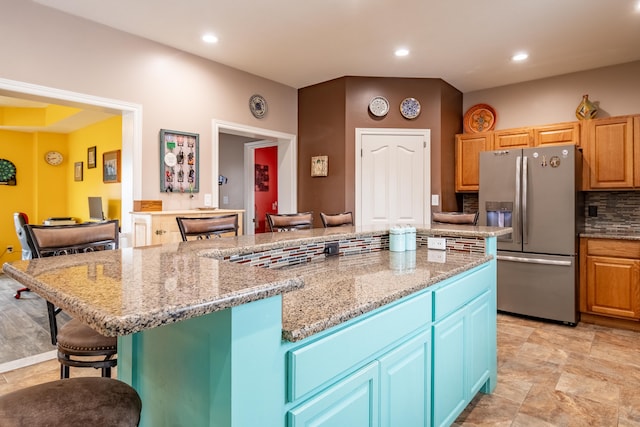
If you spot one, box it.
[176,214,239,241]
[320,212,353,228]
[0,377,142,427]
[266,212,313,232]
[24,220,120,379]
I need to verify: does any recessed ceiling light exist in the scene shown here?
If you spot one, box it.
[395,48,409,57]
[202,34,218,44]
[511,52,529,62]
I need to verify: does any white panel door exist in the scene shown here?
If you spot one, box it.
[359,129,429,226]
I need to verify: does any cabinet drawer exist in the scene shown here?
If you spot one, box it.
[433,264,491,321]
[287,291,432,401]
[586,239,640,259]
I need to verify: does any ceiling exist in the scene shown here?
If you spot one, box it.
[4,0,640,134]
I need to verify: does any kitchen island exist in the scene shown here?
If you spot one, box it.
[3,224,509,427]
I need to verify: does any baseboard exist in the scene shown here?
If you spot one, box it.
[0,350,56,374]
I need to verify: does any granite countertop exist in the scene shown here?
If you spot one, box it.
[280,248,490,341]
[2,225,504,341]
[579,230,640,241]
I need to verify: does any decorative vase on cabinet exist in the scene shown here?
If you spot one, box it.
[575,94,598,120]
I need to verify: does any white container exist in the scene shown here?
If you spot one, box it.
[405,226,416,251]
[389,226,406,252]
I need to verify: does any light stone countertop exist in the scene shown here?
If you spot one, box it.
[2,225,506,341]
[579,231,640,241]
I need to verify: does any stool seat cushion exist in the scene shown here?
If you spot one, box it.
[57,319,117,354]
[0,377,141,427]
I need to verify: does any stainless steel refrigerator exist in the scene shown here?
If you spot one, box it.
[479,144,582,325]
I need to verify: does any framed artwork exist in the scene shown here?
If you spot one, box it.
[255,164,269,192]
[103,150,121,183]
[87,146,97,169]
[160,129,199,193]
[74,161,83,181]
[311,155,328,177]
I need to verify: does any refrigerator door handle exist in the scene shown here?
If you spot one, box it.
[522,156,528,244]
[514,156,522,244]
[497,255,573,266]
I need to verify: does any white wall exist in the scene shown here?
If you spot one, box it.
[0,0,297,210]
[463,61,640,130]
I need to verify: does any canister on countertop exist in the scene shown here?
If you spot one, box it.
[405,226,416,251]
[389,226,406,252]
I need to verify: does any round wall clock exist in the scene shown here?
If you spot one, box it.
[44,150,64,166]
[0,158,17,185]
[368,96,390,117]
[249,94,267,119]
[400,97,421,119]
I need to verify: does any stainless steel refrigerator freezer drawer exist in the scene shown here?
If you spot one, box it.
[497,251,577,325]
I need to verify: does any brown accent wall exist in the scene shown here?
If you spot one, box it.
[298,76,462,227]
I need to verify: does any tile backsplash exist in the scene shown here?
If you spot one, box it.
[584,191,640,233]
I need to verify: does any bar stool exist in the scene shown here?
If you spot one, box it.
[266,212,313,231]
[0,377,142,427]
[320,212,353,227]
[176,214,239,240]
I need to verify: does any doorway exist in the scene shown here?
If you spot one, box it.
[213,120,297,235]
[355,128,431,226]
[247,143,278,233]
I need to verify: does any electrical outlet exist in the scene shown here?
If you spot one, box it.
[427,250,446,263]
[324,242,339,256]
[427,237,446,251]
[7,245,13,254]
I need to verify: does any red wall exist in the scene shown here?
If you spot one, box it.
[254,146,278,233]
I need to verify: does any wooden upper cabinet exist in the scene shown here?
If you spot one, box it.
[493,128,533,149]
[455,133,493,192]
[533,122,579,147]
[583,116,635,189]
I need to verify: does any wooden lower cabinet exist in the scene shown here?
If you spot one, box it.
[131,209,244,246]
[580,238,640,325]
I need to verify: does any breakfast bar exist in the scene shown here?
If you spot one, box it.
[3,225,509,427]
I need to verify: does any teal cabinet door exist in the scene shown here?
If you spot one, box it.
[379,329,431,427]
[467,292,491,396]
[287,361,379,427]
[432,291,492,427]
[432,308,466,427]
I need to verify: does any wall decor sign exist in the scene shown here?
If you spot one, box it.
[74,161,83,181]
[0,158,17,185]
[103,150,121,183]
[160,129,199,193]
[255,164,269,191]
[311,155,328,177]
[87,146,97,168]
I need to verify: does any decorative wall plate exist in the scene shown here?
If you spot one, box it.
[400,97,421,119]
[368,96,390,117]
[463,104,497,133]
[164,152,177,167]
[249,94,267,119]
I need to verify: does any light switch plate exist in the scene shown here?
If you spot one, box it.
[204,193,212,206]
[427,237,446,250]
[431,194,439,206]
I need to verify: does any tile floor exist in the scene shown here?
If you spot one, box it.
[1,302,640,425]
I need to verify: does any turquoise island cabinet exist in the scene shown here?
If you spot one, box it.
[3,225,507,427]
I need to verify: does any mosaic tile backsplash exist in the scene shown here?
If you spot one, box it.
[583,191,640,233]
[460,191,640,233]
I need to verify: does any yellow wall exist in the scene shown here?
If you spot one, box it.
[0,115,122,263]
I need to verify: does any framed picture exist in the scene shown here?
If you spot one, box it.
[103,150,121,183]
[74,161,83,181]
[87,146,97,169]
[311,155,328,177]
[159,129,199,193]
[255,164,269,192]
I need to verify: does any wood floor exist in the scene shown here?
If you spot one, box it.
[2,274,640,425]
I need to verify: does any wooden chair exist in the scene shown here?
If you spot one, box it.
[25,220,120,379]
[320,212,353,228]
[0,377,142,427]
[266,212,313,232]
[176,214,239,241]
